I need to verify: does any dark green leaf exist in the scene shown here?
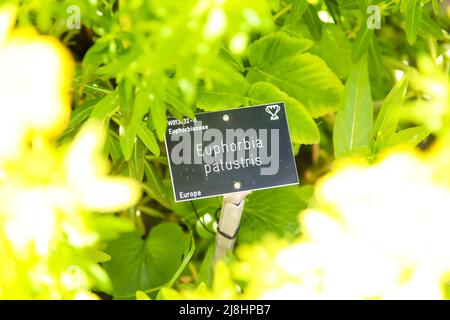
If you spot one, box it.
[103,224,187,298]
[284,0,309,28]
[304,5,323,40]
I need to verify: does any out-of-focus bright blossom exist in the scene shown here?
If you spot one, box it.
[164,142,450,300]
[263,147,450,299]
[0,6,140,299]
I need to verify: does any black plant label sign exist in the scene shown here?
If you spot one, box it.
[165,102,299,202]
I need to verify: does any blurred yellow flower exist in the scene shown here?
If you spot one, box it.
[0,6,140,299]
[0,6,72,160]
[166,144,450,300]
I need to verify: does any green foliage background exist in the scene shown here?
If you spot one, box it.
[11,0,450,298]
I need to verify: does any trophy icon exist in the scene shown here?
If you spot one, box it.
[265,104,280,120]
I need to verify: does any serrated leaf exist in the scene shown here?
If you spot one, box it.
[380,126,430,149]
[248,82,320,145]
[304,5,323,40]
[137,122,160,156]
[248,33,343,117]
[372,71,412,150]
[334,55,373,157]
[310,24,352,79]
[219,47,245,72]
[103,223,187,298]
[197,70,249,111]
[239,186,312,243]
[248,32,313,67]
[404,0,422,45]
[351,23,373,62]
[248,53,343,117]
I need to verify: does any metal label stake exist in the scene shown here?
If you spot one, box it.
[214,191,251,262]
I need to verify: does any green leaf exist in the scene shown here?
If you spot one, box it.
[128,140,145,181]
[324,0,341,25]
[103,223,187,298]
[334,54,373,157]
[309,25,352,79]
[351,23,373,62]
[247,33,343,117]
[197,69,249,111]
[219,47,245,73]
[137,123,160,157]
[118,80,134,126]
[380,126,430,149]
[56,97,101,144]
[108,132,123,163]
[120,84,153,161]
[90,90,119,119]
[404,0,422,45]
[420,12,443,39]
[144,162,172,209]
[400,0,415,13]
[337,0,360,10]
[90,215,135,242]
[248,32,313,67]
[198,245,215,287]
[432,0,440,15]
[164,86,195,119]
[304,5,323,40]
[239,186,312,243]
[150,93,168,141]
[136,291,151,300]
[371,71,412,150]
[119,125,135,161]
[284,0,308,28]
[248,82,320,145]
